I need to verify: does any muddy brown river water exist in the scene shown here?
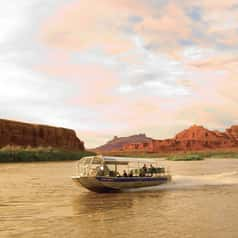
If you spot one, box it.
[1,158,238,238]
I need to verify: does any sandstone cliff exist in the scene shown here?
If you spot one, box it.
[226,126,238,141]
[119,125,238,153]
[0,119,85,151]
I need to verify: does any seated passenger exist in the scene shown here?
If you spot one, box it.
[141,164,147,176]
[129,170,133,177]
[109,170,116,177]
[123,170,128,177]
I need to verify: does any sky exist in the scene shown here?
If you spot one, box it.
[1,0,238,148]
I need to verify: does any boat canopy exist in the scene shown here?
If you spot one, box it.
[103,156,157,165]
[77,155,157,165]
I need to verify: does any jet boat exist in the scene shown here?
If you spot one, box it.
[72,155,171,193]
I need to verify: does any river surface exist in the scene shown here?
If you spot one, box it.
[1,158,238,238]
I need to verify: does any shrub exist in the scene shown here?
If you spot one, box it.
[0,148,96,163]
[167,154,204,161]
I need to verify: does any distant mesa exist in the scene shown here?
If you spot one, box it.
[0,119,85,151]
[94,133,152,152]
[94,125,238,153]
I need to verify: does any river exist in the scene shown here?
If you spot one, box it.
[1,158,238,238]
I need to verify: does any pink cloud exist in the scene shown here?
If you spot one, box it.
[40,0,238,57]
[197,0,238,9]
[135,3,191,50]
[40,0,194,56]
[39,61,121,106]
[36,0,238,147]
[40,0,146,54]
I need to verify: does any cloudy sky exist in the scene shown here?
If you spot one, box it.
[1,0,238,147]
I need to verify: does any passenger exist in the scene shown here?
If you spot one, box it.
[109,170,116,177]
[129,170,133,177]
[142,164,147,176]
[123,170,128,177]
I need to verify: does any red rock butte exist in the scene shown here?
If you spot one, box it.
[95,125,238,153]
[0,119,85,151]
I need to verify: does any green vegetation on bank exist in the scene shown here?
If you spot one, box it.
[167,154,204,161]
[101,150,238,161]
[168,151,238,161]
[0,146,96,163]
[188,151,238,159]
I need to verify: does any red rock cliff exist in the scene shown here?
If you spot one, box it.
[121,125,238,153]
[0,119,85,151]
[225,126,238,141]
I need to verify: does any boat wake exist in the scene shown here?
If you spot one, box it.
[128,171,238,192]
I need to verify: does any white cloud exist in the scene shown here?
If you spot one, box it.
[117,36,189,96]
[0,2,28,44]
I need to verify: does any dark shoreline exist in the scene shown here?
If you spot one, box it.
[0,150,96,163]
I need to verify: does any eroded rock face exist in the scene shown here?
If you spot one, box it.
[226,126,238,141]
[0,119,85,151]
[172,125,236,150]
[123,141,154,152]
[120,125,238,153]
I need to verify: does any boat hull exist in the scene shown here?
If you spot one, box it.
[72,175,171,193]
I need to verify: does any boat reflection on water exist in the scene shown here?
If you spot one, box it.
[72,155,171,193]
[72,188,168,217]
[72,192,134,215]
[71,189,169,237]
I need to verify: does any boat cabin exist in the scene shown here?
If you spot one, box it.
[75,155,168,178]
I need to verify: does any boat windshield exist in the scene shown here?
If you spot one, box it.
[76,156,103,177]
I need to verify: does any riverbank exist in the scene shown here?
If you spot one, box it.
[100,150,238,161]
[0,146,96,163]
[3,147,238,163]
